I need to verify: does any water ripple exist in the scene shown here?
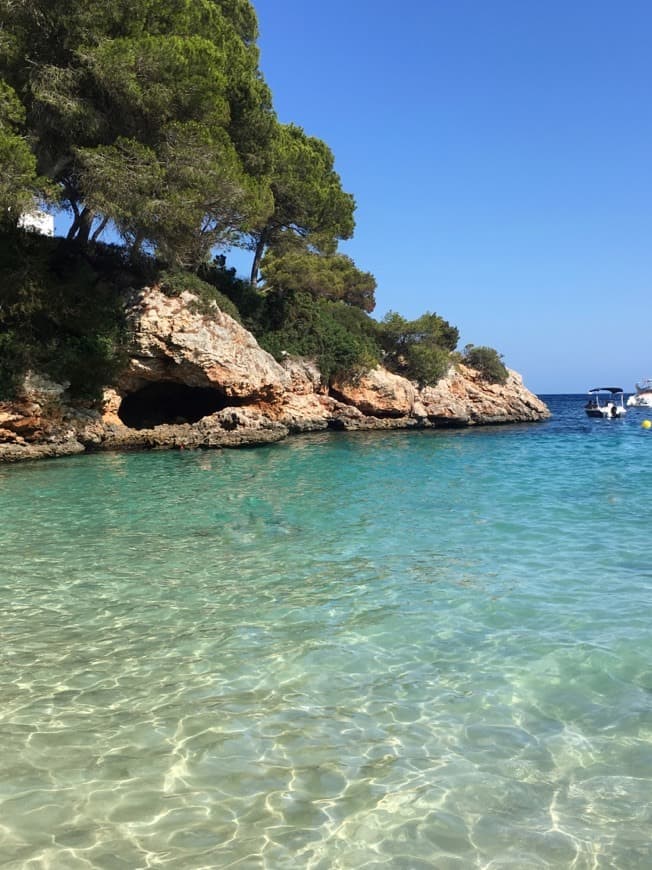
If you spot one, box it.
[1,399,652,867]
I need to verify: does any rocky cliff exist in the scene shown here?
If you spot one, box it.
[0,286,550,462]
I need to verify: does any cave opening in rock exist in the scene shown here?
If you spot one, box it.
[118,382,229,429]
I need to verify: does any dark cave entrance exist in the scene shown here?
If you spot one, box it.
[118,382,229,429]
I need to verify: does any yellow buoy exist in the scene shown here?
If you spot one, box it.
[642,420,651,429]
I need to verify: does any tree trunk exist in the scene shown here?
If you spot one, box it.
[66,201,81,240]
[91,215,109,242]
[75,207,94,245]
[67,206,95,245]
[249,227,269,287]
[131,229,145,258]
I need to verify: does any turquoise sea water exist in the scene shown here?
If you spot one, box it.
[1,394,652,869]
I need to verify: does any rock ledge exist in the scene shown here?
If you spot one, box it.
[1,287,550,462]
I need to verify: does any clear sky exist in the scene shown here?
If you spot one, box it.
[233,0,652,394]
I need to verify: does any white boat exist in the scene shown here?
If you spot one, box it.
[626,378,652,408]
[584,387,627,418]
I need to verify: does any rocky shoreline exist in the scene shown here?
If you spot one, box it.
[0,287,550,463]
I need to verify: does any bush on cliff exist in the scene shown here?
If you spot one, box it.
[251,289,380,382]
[377,311,459,386]
[462,344,509,384]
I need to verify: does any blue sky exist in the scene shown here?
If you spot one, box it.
[233,0,652,394]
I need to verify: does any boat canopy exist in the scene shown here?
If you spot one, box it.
[588,387,624,394]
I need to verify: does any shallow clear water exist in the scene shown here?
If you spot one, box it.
[2,395,652,869]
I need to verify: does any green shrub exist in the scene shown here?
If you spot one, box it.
[462,344,508,384]
[252,290,381,382]
[403,343,452,387]
[0,329,29,398]
[377,310,457,386]
[0,232,129,400]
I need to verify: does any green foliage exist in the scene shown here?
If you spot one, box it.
[78,120,271,269]
[377,311,459,386]
[0,0,275,262]
[0,232,130,399]
[380,311,459,354]
[402,343,452,388]
[0,82,42,217]
[260,247,376,312]
[246,122,356,284]
[158,268,241,322]
[0,329,29,398]
[252,290,380,382]
[0,0,376,325]
[462,344,509,384]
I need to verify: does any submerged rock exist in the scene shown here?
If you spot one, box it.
[0,287,550,462]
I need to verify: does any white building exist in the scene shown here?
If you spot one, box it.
[18,208,55,237]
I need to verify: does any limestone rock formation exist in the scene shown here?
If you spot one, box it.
[0,372,85,462]
[120,287,290,400]
[418,364,549,425]
[330,367,417,417]
[0,286,550,462]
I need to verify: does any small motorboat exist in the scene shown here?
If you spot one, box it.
[627,378,652,408]
[585,387,627,418]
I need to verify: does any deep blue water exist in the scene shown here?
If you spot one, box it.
[1,394,651,868]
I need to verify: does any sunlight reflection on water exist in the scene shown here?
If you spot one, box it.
[1,399,652,867]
